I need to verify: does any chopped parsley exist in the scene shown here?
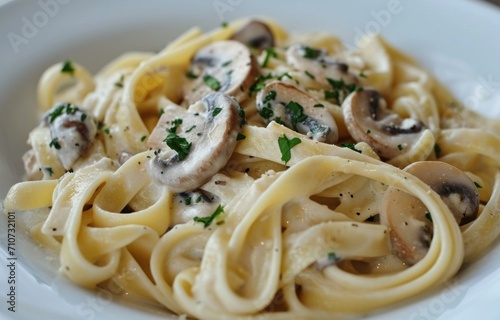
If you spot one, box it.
[44,167,54,176]
[80,113,87,122]
[263,90,277,104]
[48,103,79,123]
[277,72,292,80]
[164,133,192,160]
[302,46,321,59]
[186,70,199,79]
[313,103,324,108]
[193,204,224,228]
[114,74,124,88]
[397,144,403,151]
[238,105,247,126]
[474,182,482,188]
[184,197,192,206]
[98,122,110,135]
[434,144,441,157]
[221,21,228,28]
[249,73,273,97]
[185,125,197,133]
[168,118,183,133]
[285,101,307,130]
[425,212,433,223]
[212,107,222,117]
[61,60,75,75]
[304,70,315,79]
[359,72,368,78]
[237,133,246,141]
[278,134,301,165]
[324,78,363,104]
[221,60,232,67]
[366,129,371,134]
[327,252,337,262]
[140,135,147,142]
[49,138,61,150]
[340,143,361,153]
[203,75,221,91]
[159,108,165,117]
[262,47,278,68]
[259,106,274,119]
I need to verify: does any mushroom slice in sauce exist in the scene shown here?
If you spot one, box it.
[256,81,338,143]
[150,92,243,193]
[46,102,97,170]
[286,43,358,87]
[230,20,274,49]
[183,40,260,105]
[405,161,479,225]
[380,161,479,265]
[342,89,426,159]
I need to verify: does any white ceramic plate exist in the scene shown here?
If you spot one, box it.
[1,0,500,319]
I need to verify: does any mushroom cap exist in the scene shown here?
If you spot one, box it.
[230,20,274,49]
[380,161,479,265]
[286,43,358,87]
[342,89,426,159]
[256,81,338,143]
[183,40,260,105]
[46,103,96,170]
[405,161,479,225]
[150,92,243,193]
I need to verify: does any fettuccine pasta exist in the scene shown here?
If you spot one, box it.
[4,18,500,319]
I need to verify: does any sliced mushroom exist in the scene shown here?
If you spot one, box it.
[45,102,97,170]
[256,81,338,143]
[342,89,426,159]
[405,161,479,225]
[230,20,274,49]
[380,161,479,265]
[183,40,260,105]
[286,43,358,87]
[150,92,243,193]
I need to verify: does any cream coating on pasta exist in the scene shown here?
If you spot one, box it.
[3,18,500,319]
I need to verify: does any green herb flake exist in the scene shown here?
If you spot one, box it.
[169,118,183,133]
[186,125,197,133]
[249,73,273,97]
[434,144,441,157]
[203,75,221,91]
[340,143,361,153]
[262,47,278,68]
[212,107,222,117]
[140,135,147,142]
[324,90,338,101]
[49,138,61,150]
[278,134,301,165]
[277,72,292,80]
[48,104,66,123]
[285,101,307,130]
[185,197,192,206]
[366,129,371,134]
[304,70,315,79]
[221,21,228,28]
[80,113,87,122]
[194,204,224,228]
[221,60,232,67]
[259,107,274,119]
[164,133,192,160]
[44,167,54,176]
[327,252,337,261]
[425,212,433,223]
[186,70,199,79]
[237,133,246,141]
[61,60,75,75]
[313,103,324,108]
[359,72,368,78]
[303,46,321,59]
[114,74,125,88]
[474,182,482,189]
[195,195,202,203]
[397,144,403,151]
